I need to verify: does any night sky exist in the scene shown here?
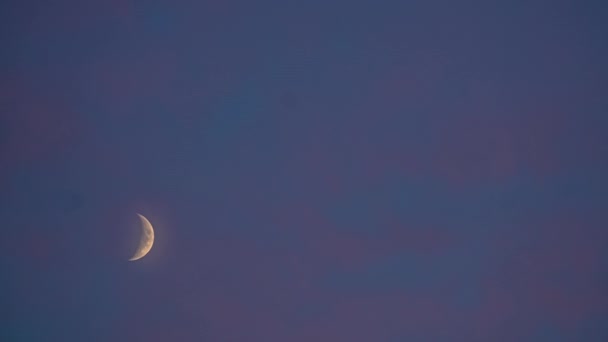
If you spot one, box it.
[1,1,607,341]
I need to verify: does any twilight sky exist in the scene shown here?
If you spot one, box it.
[1,1,607,341]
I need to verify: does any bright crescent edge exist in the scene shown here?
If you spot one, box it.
[129,213,155,261]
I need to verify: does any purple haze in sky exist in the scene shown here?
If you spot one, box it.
[1,1,607,341]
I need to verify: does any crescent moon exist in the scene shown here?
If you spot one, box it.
[129,213,155,261]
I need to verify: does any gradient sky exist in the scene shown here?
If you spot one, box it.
[1,1,607,341]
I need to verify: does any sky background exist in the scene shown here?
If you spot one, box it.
[1,1,607,341]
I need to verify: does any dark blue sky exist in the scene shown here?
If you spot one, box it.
[1,1,607,341]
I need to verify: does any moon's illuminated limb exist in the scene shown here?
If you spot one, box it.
[129,213,155,261]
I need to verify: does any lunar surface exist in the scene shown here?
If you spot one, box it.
[129,213,155,261]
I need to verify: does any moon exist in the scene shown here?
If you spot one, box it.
[129,213,155,261]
